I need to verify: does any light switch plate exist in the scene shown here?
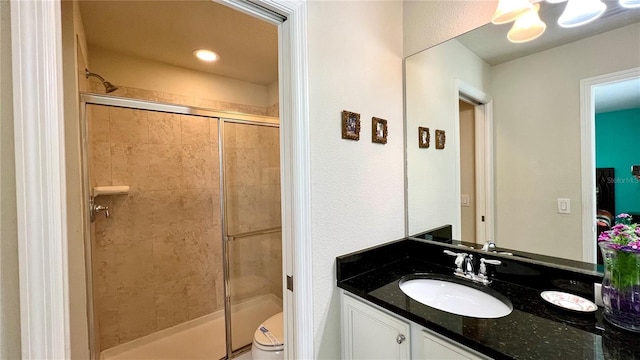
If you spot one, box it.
[461,194,470,207]
[557,198,571,214]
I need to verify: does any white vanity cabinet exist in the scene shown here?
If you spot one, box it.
[341,292,411,359]
[420,329,487,360]
[341,291,491,360]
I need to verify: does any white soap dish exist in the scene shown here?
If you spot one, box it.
[540,291,597,313]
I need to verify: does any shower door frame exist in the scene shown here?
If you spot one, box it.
[80,93,279,360]
[218,118,282,357]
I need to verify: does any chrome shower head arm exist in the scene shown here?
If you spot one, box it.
[85,68,106,83]
[85,68,119,93]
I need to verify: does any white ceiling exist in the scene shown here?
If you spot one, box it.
[595,78,640,113]
[79,0,278,86]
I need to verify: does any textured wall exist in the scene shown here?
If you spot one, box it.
[307,1,405,358]
[403,0,497,58]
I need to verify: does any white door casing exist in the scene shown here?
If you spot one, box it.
[11,0,312,359]
[455,79,494,245]
[10,0,70,358]
[580,67,640,263]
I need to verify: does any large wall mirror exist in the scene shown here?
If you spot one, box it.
[405,1,640,267]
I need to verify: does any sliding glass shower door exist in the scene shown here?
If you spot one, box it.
[221,121,282,354]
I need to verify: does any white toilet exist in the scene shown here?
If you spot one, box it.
[251,312,284,360]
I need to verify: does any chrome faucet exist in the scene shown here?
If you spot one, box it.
[482,241,496,252]
[443,250,501,285]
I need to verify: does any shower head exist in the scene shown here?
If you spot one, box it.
[85,69,119,93]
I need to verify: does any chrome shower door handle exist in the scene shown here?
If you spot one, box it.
[89,198,110,221]
[94,204,110,218]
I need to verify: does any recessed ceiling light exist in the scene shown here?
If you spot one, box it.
[193,49,219,62]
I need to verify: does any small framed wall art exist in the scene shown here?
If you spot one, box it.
[342,110,361,140]
[418,127,430,148]
[372,117,388,144]
[435,129,446,149]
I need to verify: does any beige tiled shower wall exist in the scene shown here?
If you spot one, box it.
[89,105,224,349]
[88,79,279,118]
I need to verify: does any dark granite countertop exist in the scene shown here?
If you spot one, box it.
[337,239,640,360]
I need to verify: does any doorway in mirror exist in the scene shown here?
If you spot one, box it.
[456,83,494,247]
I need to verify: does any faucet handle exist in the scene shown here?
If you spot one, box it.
[443,250,468,275]
[479,258,501,282]
[443,249,459,257]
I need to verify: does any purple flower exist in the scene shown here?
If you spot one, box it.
[599,232,611,242]
[599,214,640,252]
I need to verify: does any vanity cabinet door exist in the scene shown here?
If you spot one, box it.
[421,329,487,360]
[342,293,410,360]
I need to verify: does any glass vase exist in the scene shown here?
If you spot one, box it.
[599,242,640,332]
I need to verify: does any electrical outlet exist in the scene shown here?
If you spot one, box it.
[594,283,603,307]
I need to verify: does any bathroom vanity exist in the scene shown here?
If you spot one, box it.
[337,236,640,360]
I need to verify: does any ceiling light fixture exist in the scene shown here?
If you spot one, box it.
[492,0,534,24]
[557,0,607,28]
[619,0,640,8]
[508,4,547,43]
[193,49,219,62]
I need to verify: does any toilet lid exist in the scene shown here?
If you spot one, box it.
[254,312,284,348]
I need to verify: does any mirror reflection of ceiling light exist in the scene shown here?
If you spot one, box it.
[508,4,547,43]
[493,0,625,43]
[193,49,219,62]
[557,0,607,28]
[620,0,640,9]
[492,0,534,24]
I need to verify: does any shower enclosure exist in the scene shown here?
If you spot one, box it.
[81,94,282,359]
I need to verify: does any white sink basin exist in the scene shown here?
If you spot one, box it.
[399,275,513,319]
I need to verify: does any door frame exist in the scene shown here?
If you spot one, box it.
[580,67,640,263]
[10,0,313,358]
[455,80,494,245]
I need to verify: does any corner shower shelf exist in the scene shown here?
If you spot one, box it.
[92,185,130,197]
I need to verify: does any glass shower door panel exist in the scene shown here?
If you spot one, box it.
[228,231,283,351]
[87,104,225,356]
[223,122,282,351]
[223,123,281,235]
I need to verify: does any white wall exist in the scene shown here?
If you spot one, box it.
[492,22,640,260]
[0,1,21,358]
[307,1,405,358]
[403,0,496,58]
[405,39,491,238]
[88,46,270,107]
